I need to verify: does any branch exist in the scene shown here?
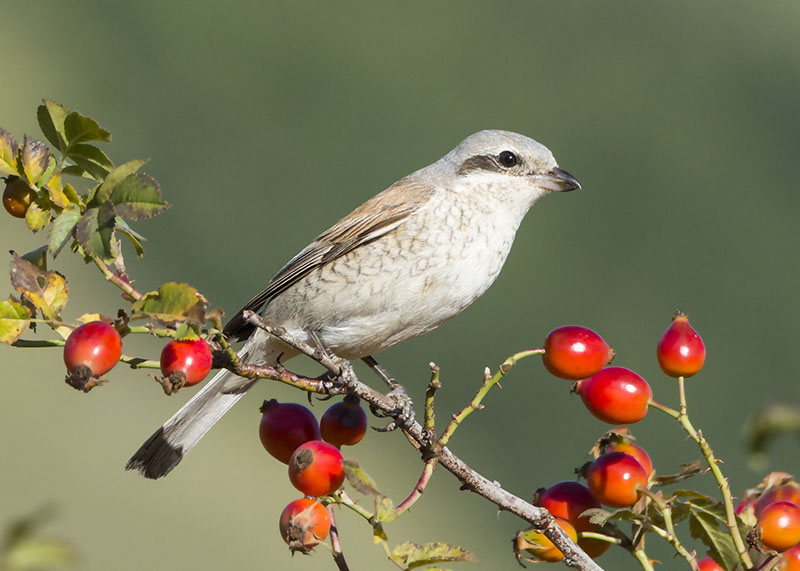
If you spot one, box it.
[240,313,603,571]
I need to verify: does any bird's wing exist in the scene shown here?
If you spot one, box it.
[223,177,434,340]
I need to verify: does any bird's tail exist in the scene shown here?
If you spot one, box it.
[125,368,258,479]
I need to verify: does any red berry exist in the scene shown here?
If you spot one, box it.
[279,498,331,553]
[756,485,800,517]
[586,451,648,508]
[759,501,800,551]
[515,517,577,563]
[657,312,706,378]
[604,440,653,477]
[63,321,122,376]
[288,440,345,497]
[321,394,368,447]
[576,367,652,425]
[3,176,37,218]
[696,556,724,570]
[536,481,608,558]
[159,338,213,387]
[779,543,800,570]
[543,325,614,380]
[259,400,321,464]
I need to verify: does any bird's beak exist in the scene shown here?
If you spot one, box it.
[534,167,581,192]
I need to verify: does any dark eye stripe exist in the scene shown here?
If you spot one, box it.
[456,151,521,175]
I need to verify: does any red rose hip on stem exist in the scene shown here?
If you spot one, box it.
[259,400,321,464]
[536,481,608,558]
[279,497,331,553]
[576,366,652,424]
[657,311,706,378]
[758,501,800,551]
[696,556,724,570]
[543,325,614,380]
[586,451,649,508]
[289,440,345,497]
[321,394,368,447]
[515,517,577,563]
[3,176,37,218]
[63,321,122,376]
[160,338,213,386]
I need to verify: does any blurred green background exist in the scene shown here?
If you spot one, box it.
[2,2,799,570]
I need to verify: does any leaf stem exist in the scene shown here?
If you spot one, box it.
[91,256,142,301]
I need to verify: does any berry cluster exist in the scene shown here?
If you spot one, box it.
[259,396,367,553]
[62,321,212,392]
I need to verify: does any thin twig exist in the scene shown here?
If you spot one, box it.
[91,256,143,301]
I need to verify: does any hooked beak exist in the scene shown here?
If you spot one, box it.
[534,167,581,192]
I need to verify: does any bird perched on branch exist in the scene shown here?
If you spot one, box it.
[127,129,580,479]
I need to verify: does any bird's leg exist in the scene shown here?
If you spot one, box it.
[362,355,415,430]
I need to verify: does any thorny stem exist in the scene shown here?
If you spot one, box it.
[650,379,754,569]
[423,363,440,433]
[91,256,142,301]
[639,489,697,570]
[633,547,655,571]
[396,458,438,514]
[236,320,602,571]
[438,348,543,448]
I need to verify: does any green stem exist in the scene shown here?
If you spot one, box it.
[438,348,543,447]
[673,376,754,569]
[633,547,655,571]
[12,338,65,348]
[92,256,142,301]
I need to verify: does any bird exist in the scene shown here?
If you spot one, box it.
[126,129,580,479]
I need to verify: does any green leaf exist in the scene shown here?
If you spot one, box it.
[0,297,31,344]
[390,542,476,570]
[343,458,382,496]
[688,506,740,571]
[114,217,146,257]
[49,206,81,258]
[67,143,113,168]
[110,173,169,220]
[0,127,19,175]
[376,495,398,523]
[36,100,69,153]
[75,201,116,260]
[19,136,53,185]
[91,159,147,205]
[64,110,111,145]
[69,156,111,181]
[131,282,207,326]
[21,246,48,271]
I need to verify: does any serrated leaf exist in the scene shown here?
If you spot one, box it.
[66,142,113,168]
[9,253,68,321]
[69,156,110,181]
[61,164,95,179]
[343,458,382,496]
[5,537,77,569]
[688,507,740,571]
[45,173,69,209]
[131,282,207,326]
[20,136,53,185]
[49,205,81,258]
[64,110,111,145]
[37,100,69,152]
[110,173,169,220]
[91,159,147,205]
[25,200,51,232]
[0,127,20,175]
[0,297,31,343]
[115,217,146,257]
[390,542,476,569]
[75,201,116,260]
[376,495,398,523]
[584,507,642,527]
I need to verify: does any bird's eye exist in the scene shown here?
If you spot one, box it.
[498,151,518,168]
